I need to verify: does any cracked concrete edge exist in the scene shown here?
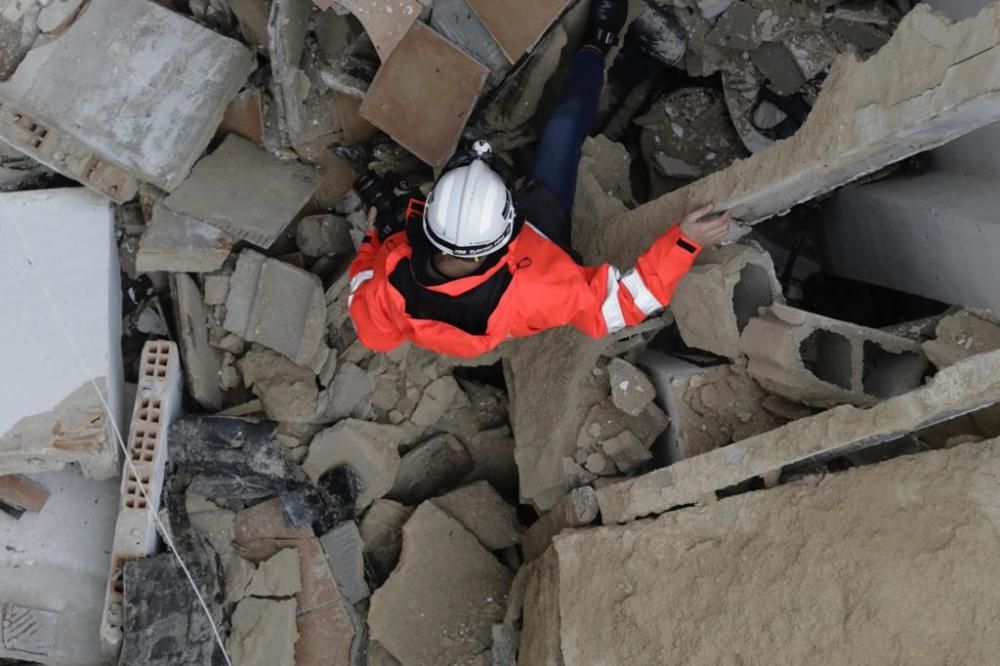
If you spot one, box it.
[577,2,1000,267]
[598,347,1000,524]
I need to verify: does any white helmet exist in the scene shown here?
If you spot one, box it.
[423,141,516,258]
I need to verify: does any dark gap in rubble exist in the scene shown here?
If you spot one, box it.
[799,329,852,390]
[715,476,768,501]
[861,342,929,399]
[316,465,363,524]
[453,362,507,391]
[733,263,777,332]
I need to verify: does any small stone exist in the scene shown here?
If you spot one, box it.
[228,598,298,666]
[216,333,246,355]
[388,409,406,425]
[608,358,657,416]
[203,274,230,305]
[601,431,653,473]
[563,457,597,488]
[584,452,613,476]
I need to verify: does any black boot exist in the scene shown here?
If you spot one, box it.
[585,0,629,55]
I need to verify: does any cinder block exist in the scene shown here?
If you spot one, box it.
[671,242,784,359]
[740,304,930,408]
[100,341,183,651]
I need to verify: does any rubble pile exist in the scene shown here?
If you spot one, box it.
[2,0,1000,665]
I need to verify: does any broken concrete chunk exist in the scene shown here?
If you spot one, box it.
[162,135,324,249]
[922,310,1000,370]
[225,250,327,366]
[369,502,512,665]
[172,273,224,411]
[431,481,523,551]
[521,486,599,563]
[706,1,761,50]
[318,362,375,421]
[600,430,653,473]
[0,0,254,193]
[410,375,461,427]
[598,349,1000,524]
[240,347,320,423]
[741,304,930,408]
[247,548,302,598]
[37,0,86,34]
[0,3,40,81]
[228,598,298,666]
[584,451,614,476]
[360,499,414,582]
[751,42,806,97]
[608,358,656,417]
[360,22,488,167]
[319,521,369,605]
[576,398,669,458]
[304,420,408,513]
[390,434,473,504]
[672,242,784,359]
[296,214,353,257]
[539,438,1000,665]
[461,426,519,492]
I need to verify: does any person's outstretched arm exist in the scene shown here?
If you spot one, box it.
[348,214,407,352]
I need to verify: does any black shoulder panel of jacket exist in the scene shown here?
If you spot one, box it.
[388,259,513,336]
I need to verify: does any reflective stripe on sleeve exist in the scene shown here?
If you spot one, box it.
[601,267,627,334]
[621,268,663,316]
[348,270,375,307]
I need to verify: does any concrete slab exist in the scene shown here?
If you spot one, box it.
[819,172,1000,315]
[577,3,1000,267]
[467,0,573,62]
[530,437,1000,665]
[162,135,323,249]
[0,466,119,666]
[360,22,488,167]
[598,348,1000,524]
[136,203,234,274]
[0,0,254,194]
[0,188,123,479]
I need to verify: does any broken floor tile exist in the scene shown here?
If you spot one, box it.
[431,481,523,551]
[0,0,254,193]
[162,135,323,249]
[335,0,423,61]
[389,434,473,505]
[467,0,573,62]
[369,502,512,664]
[430,0,510,82]
[0,474,49,515]
[228,598,298,666]
[360,22,488,167]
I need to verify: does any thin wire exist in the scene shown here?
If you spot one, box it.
[4,196,234,666]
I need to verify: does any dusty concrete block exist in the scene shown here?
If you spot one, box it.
[320,521,369,605]
[246,548,302,598]
[225,250,327,366]
[202,275,230,306]
[0,0,254,194]
[228,597,298,666]
[575,398,669,459]
[600,430,652,473]
[360,22,488,166]
[535,438,1000,665]
[369,502,512,664]
[389,434,473,504]
[0,474,48,514]
[599,348,1000,524]
[461,426,519,492]
[608,358,656,417]
[162,135,323,249]
[359,499,413,582]
[135,203,234,274]
[671,242,784,359]
[741,304,930,408]
[172,274,224,411]
[820,172,1000,315]
[923,310,1000,369]
[578,4,1000,268]
[0,188,123,479]
[521,486,599,563]
[304,420,408,513]
[467,0,573,62]
[431,481,523,551]
[240,347,319,423]
[410,375,461,427]
[296,214,353,257]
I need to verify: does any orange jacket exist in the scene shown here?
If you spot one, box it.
[348,222,702,358]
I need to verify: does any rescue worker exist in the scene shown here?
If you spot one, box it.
[348,0,733,359]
